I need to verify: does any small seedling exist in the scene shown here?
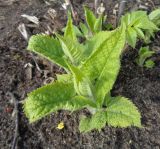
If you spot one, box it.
[144,60,155,68]
[136,46,155,68]
[145,8,160,43]
[122,10,159,47]
[149,8,160,27]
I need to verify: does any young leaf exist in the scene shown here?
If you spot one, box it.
[27,35,67,69]
[106,96,141,127]
[149,8,160,26]
[84,7,97,33]
[73,26,84,37]
[66,62,95,99]
[83,30,114,58]
[122,10,159,46]
[144,60,155,68]
[64,13,77,42]
[79,22,89,37]
[134,27,145,40]
[149,8,160,20]
[127,11,155,30]
[79,111,107,132]
[59,15,84,64]
[56,34,84,65]
[63,25,84,37]
[126,27,137,48]
[136,46,155,67]
[82,25,126,106]
[94,14,103,33]
[136,17,158,31]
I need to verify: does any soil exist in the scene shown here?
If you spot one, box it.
[0,0,160,149]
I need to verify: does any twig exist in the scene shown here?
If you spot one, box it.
[6,92,19,149]
[94,0,99,14]
[64,0,78,23]
[18,23,29,41]
[130,0,141,11]
[30,53,43,73]
[21,14,39,25]
[148,0,155,9]
[18,18,43,74]
[117,0,127,26]
[24,63,33,80]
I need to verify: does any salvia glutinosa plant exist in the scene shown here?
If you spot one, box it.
[23,7,160,132]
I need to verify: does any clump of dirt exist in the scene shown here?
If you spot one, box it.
[0,0,160,149]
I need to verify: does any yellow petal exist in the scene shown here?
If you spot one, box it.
[57,122,64,130]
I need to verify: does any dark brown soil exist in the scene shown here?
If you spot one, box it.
[0,0,160,149]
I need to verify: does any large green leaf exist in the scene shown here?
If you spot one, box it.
[27,35,67,69]
[79,96,141,132]
[82,26,126,106]
[24,81,96,122]
[106,96,141,127]
[24,82,75,122]
[79,111,107,132]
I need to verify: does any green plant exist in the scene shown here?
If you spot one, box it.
[144,60,155,68]
[145,8,160,43]
[122,10,159,47]
[136,46,155,68]
[149,8,160,27]
[23,8,143,133]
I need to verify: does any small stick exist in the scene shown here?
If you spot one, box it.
[18,18,43,74]
[6,92,19,149]
[94,0,99,14]
[148,0,155,9]
[130,0,141,11]
[64,0,78,23]
[117,0,127,26]
[24,63,33,80]
[30,53,43,73]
